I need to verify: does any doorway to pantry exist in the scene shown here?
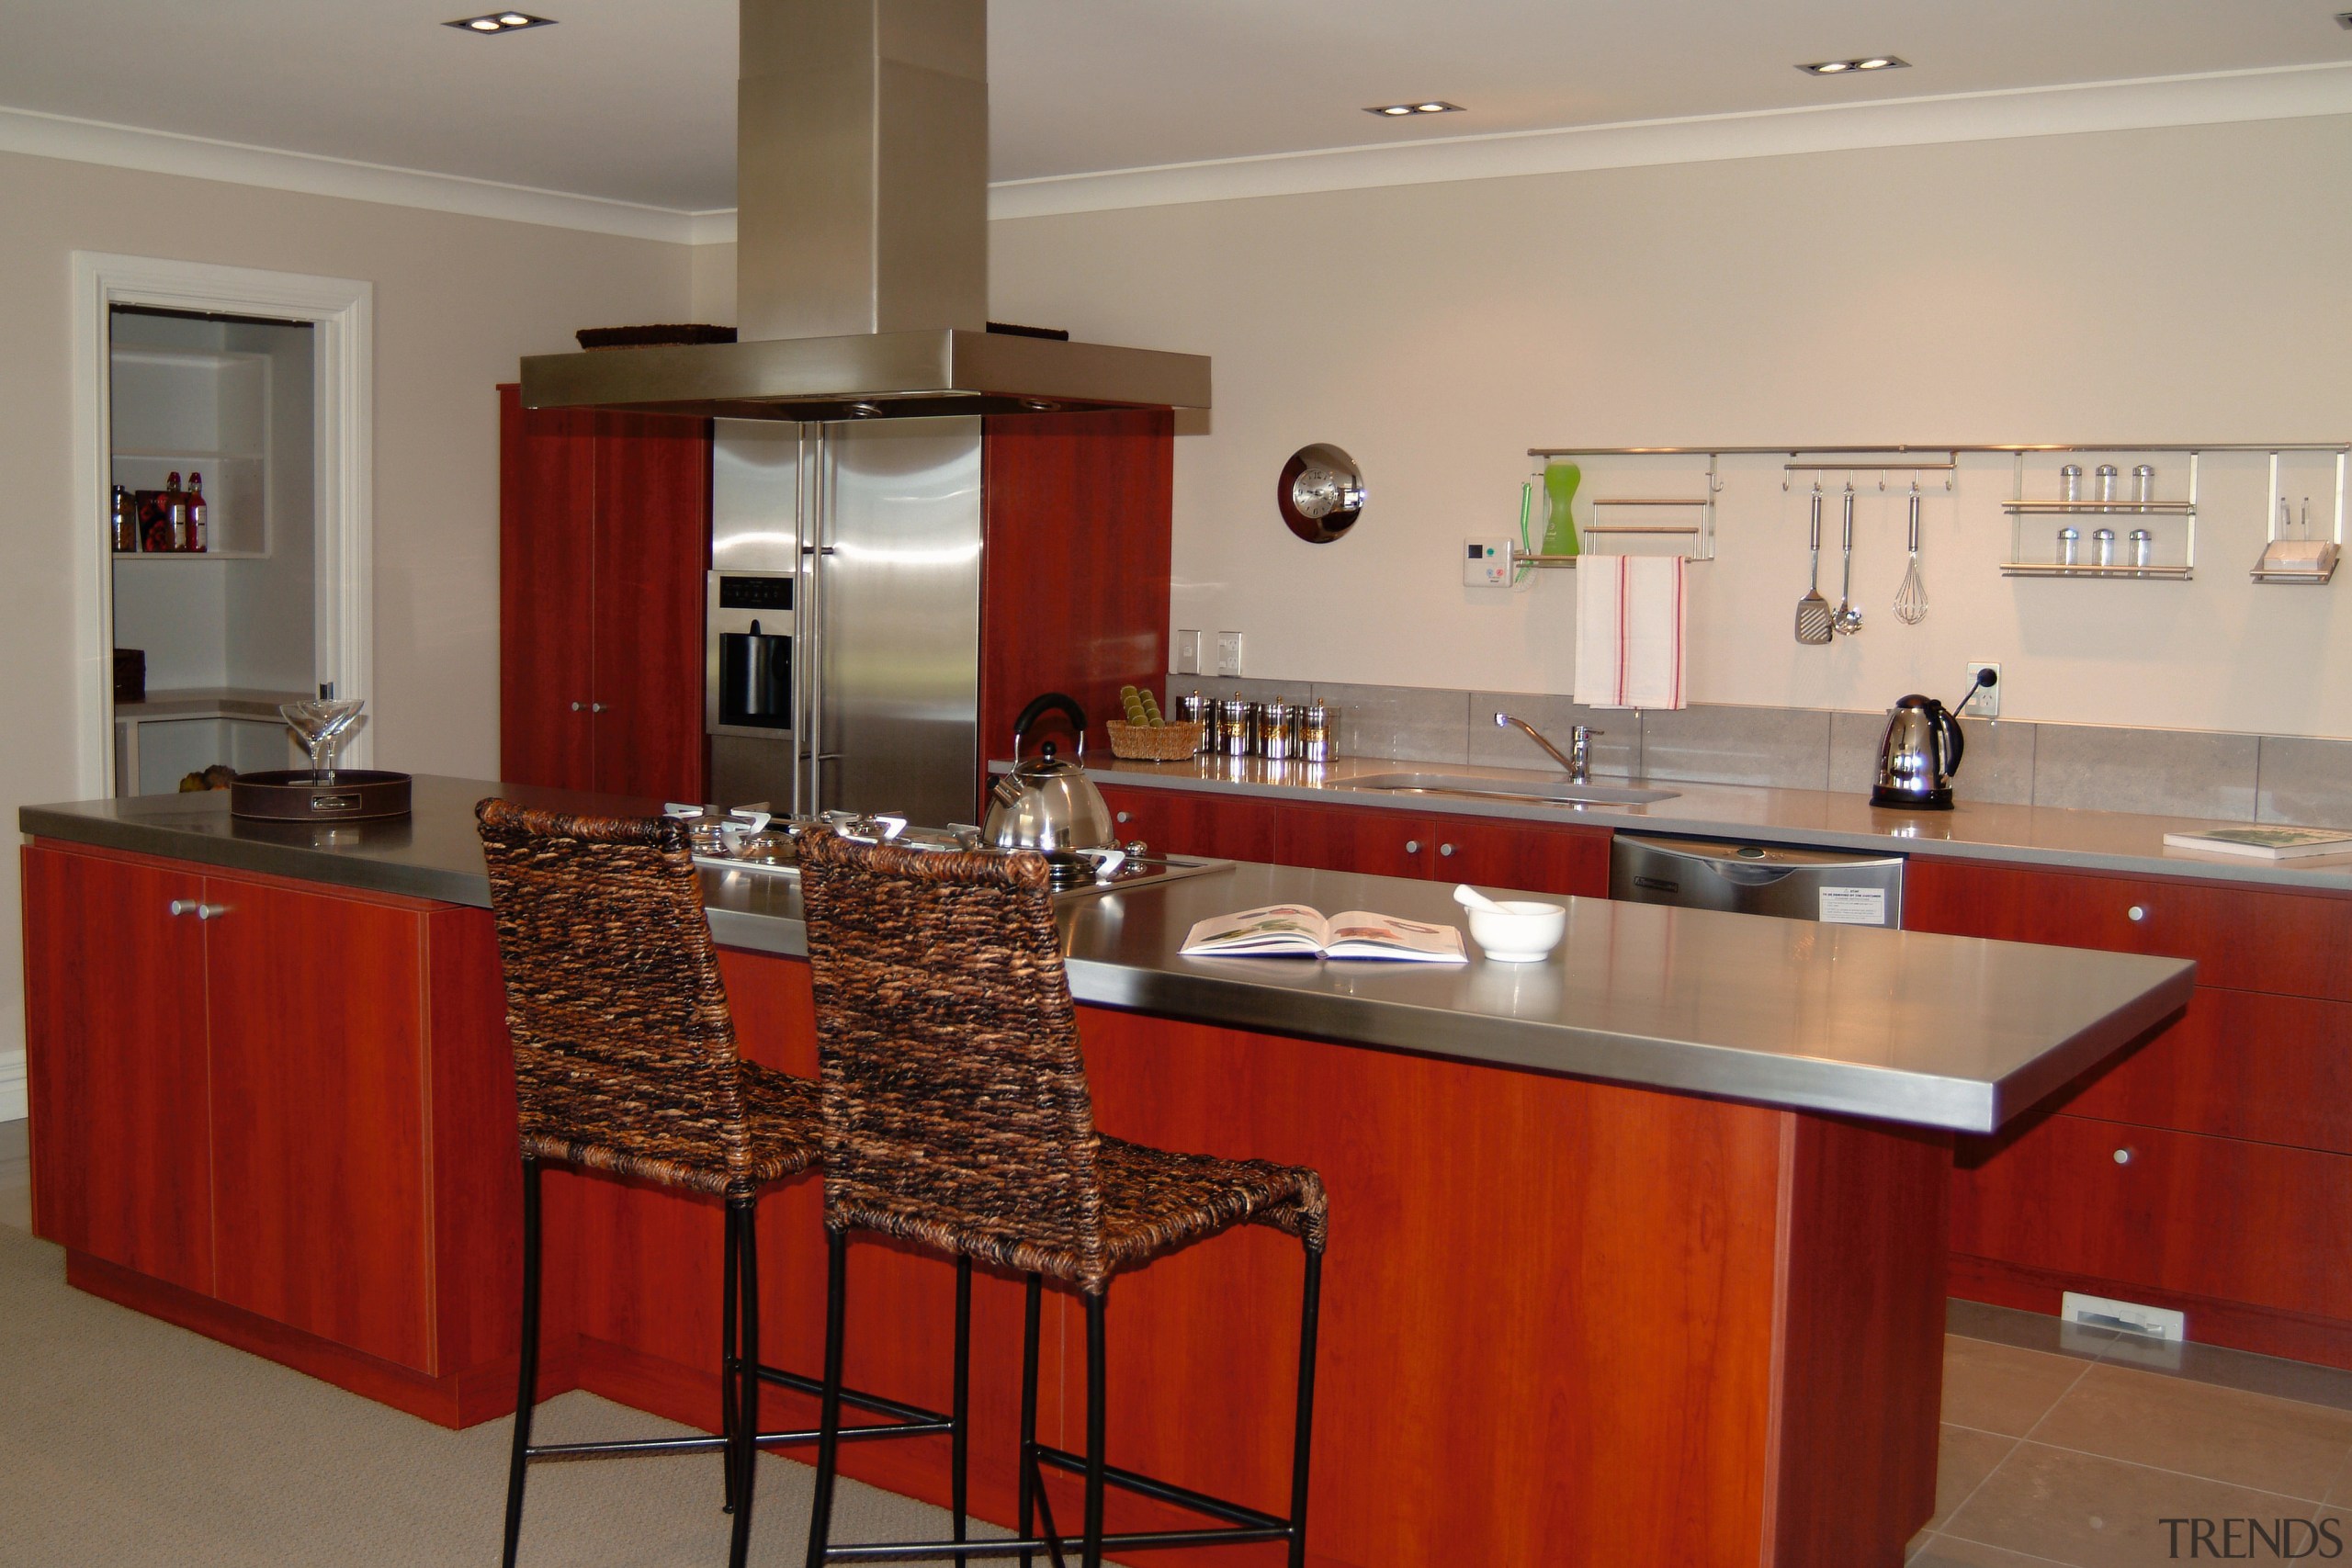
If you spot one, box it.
[107,306,316,795]
[67,254,373,802]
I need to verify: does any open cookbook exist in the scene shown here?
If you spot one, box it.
[1179,904,1467,963]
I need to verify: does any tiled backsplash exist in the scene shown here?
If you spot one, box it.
[1162,677,2352,826]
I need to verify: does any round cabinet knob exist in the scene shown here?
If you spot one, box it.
[1439,843,1456,858]
[570,701,584,712]
[1115,811,1131,825]
[2127,905,2147,922]
[1404,840,1421,855]
[592,703,608,714]
[2113,1147,2133,1165]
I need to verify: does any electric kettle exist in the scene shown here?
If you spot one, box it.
[1871,670,1997,811]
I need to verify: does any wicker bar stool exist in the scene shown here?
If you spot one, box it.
[476,801,966,1568]
[795,829,1330,1568]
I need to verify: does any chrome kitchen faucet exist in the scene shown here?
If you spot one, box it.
[1494,712,1602,784]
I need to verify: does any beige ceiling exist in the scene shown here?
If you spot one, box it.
[3,1,2347,213]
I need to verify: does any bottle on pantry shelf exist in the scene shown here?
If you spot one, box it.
[186,472,208,553]
[2059,464,2083,503]
[2092,527,2117,567]
[2057,526,2081,566]
[150,472,187,552]
[2094,464,2120,508]
[2129,529,2154,569]
[2132,465,2156,505]
[110,485,138,553]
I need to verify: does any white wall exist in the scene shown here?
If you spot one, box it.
[975,115,2352,738]
[0,147,693,1110]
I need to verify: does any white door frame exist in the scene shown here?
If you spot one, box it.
[68,253,374,796]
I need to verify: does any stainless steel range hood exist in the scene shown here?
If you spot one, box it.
[521,0,1209,421]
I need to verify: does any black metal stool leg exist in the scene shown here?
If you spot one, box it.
[952,1254,972,1568]
[804,1227,850,1568]
[721,1198,741,1514]
[1017,1271,1042,1568]
[500,1155,542,1568]
[728,1194,760,1568]
[1081,1287,1108,1568]
[1287,1243,1325,1568]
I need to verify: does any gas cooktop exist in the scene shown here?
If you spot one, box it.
[678,807,1232,900]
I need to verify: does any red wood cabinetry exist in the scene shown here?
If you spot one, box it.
[1270,799,1611,897]
[1910,855,2352,1367]
[979,411,1173,767]
[20,846,213,1294]
[498,385,710,802]
[20,843,521,1420]
[1097,784,1275,863]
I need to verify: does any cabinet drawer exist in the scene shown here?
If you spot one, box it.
[1951,1113,2352,1321]
[1906,858,2352,1000]
[1440,817,1611,900]
[1274,803,1435,878]
[1099,785,1275,863]
[2061,987,2352,1154]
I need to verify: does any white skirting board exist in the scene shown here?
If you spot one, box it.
[0,1048,25,1122]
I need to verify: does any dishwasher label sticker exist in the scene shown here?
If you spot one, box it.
[1818,886,1889,926]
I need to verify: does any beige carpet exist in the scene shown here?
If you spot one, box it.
[0,1221,1002,1566]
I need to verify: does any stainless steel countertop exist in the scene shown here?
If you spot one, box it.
[1063,754,2352,894]
[21,775,2193,1134]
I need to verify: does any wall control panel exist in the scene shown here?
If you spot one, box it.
[1464,537,1517,587]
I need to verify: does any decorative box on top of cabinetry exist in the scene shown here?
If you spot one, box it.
[110,345,271,557]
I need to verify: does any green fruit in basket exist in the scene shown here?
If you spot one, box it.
[1121,693,1148,726]
[1139,691,1164,726]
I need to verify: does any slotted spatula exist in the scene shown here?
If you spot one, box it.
[1795,487,1833,644]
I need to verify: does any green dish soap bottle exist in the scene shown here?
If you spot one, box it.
[1542,462,1581,558]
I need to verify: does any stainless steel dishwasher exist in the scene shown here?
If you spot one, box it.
[1610,833,1905,928]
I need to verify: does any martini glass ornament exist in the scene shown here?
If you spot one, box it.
[280,697,366,784]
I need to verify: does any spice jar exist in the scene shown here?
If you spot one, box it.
[2092,527,2117,567]
[2129,529,2154,569]
[2059,464,2084,503]
[2058,526,2081,566]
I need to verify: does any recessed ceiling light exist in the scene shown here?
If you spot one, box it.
[1799,55,1910,76]
[1364,100,1464,118]
[445,11,554,34]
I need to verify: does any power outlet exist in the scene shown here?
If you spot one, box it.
[1964,661,2002,719]
[1173,629,1201,675]
[1216,631,1245,677]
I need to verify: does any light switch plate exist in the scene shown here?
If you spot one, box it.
[1216,631,1244,677]
[1173,629,1200,675]
[1964,661,2002,719]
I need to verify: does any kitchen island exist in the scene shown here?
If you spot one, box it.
[17,777,2192,1566]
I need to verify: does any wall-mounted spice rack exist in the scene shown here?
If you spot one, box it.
[1999,449,2199,580]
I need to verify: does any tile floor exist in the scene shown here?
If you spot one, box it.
[3,1115,2346,1566]
[1917,1301,2352,1566]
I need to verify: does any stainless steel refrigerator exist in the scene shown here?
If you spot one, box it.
[706,418,983,829]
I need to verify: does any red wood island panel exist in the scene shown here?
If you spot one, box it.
[548,950,1946,1568]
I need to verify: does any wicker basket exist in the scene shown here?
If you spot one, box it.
[1106,720,1204,761]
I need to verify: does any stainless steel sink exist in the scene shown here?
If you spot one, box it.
[1344,773,1681,807]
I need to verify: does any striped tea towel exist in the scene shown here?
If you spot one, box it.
[1574,556,1687,709]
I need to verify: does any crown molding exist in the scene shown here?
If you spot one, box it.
[988,61,2352,220]
[6,62,2350,245]
[0,104,708,243]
